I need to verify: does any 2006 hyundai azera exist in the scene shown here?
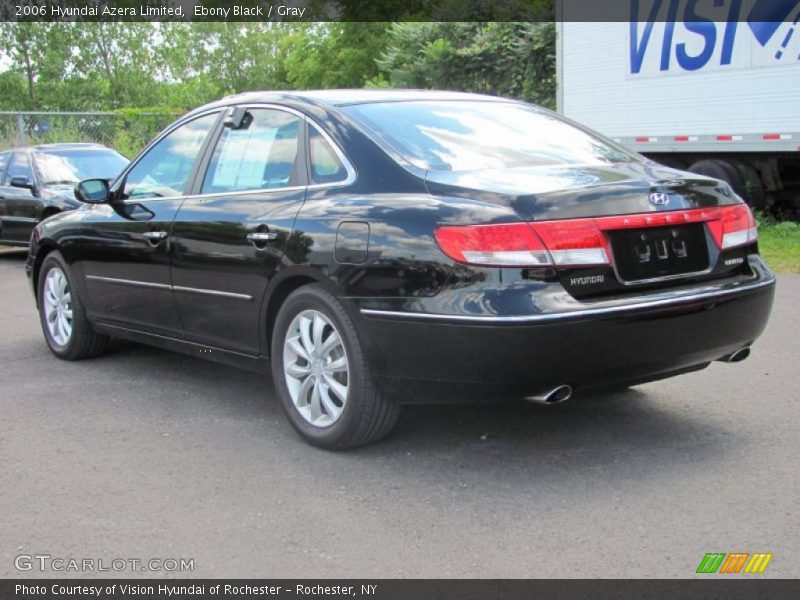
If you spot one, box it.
[27,90,776,448]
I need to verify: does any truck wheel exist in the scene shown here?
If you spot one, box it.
[730,159,766,211]
[687,159,748,204]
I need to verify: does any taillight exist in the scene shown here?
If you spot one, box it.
[530,220,609,266]
[434,223,551,267]
[718,204,758,249]
[434,221,611,267]
[435,204,757,269]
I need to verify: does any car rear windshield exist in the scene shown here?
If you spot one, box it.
[342,100,637,172]
[35,149,129,185]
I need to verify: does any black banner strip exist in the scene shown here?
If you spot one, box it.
[2,579,800,600]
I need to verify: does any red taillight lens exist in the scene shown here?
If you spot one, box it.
[530,220,610,266]
[434,223,551,267]
[434,220,611,267]
[718,204,758,249]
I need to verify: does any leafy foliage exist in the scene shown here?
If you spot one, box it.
[376,22,556,108]
[0,21,556,112]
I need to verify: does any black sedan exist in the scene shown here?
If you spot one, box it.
[26,91,775,449]
[0,143,128,246]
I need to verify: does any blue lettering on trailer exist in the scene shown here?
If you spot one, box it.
[630,0,800,75]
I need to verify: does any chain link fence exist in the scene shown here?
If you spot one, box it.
[0,111,181,159]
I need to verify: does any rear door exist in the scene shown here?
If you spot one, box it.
[0,152,41,244]
[169,105,307,354]
[80,111,220,335]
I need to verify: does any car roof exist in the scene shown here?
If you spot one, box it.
[189,89,517,116]
[31,143,110,152]
[240,89,510,105]
[0,143,111,155]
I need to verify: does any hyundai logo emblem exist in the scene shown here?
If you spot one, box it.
[649,192,670,206]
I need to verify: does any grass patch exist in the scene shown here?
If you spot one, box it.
[757,217,800,274]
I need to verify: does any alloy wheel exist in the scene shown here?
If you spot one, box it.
[43,267,73,347]
[282,309,350,427]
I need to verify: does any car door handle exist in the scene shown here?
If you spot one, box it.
[246,232,278,244]
[143,231,168,242]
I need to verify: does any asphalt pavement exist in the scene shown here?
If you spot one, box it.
[1,248,798,578]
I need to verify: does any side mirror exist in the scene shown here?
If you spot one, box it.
[10,176,35,192]
[75,178,110,204]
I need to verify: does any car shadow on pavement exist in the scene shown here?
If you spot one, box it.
[363,388,730,473]
[85,339,736,495]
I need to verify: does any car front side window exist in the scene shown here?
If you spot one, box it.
[121,112,218,200]
[201,108,301,194]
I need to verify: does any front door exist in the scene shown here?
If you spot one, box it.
[170,106,307,354]
[79,111,220,335]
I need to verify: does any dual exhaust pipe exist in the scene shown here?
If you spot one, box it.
[525,346,751,405]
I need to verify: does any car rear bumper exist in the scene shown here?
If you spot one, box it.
[353,255,776,401]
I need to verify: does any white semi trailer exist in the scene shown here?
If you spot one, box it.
[557,0,800,216]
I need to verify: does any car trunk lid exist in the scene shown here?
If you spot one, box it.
[424,161,734,220]
[426,161,755,297]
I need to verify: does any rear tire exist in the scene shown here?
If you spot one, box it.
[37,251,109,360]
[271,284,399,449]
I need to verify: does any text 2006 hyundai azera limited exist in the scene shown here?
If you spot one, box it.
[27,90,775,448]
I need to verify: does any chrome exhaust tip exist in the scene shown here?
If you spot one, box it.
[719,347,751,363]
[525,384,573,405]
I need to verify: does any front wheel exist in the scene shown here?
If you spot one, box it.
[271,284,399,449]
[37,251,109,360]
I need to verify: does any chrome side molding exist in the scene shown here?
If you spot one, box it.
[85,275,253,301]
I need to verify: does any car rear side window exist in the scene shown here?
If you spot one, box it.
[309,125,348,184]
[122,112,218,200]
[4,152,34,186]
[201,108,301,194]
[342,100,637,172]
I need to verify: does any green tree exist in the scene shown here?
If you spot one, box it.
[376,22,556,108]
[70,22,159,108]
[0,21,556,113]
[8,23,43,105]
[281,23,389,89]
